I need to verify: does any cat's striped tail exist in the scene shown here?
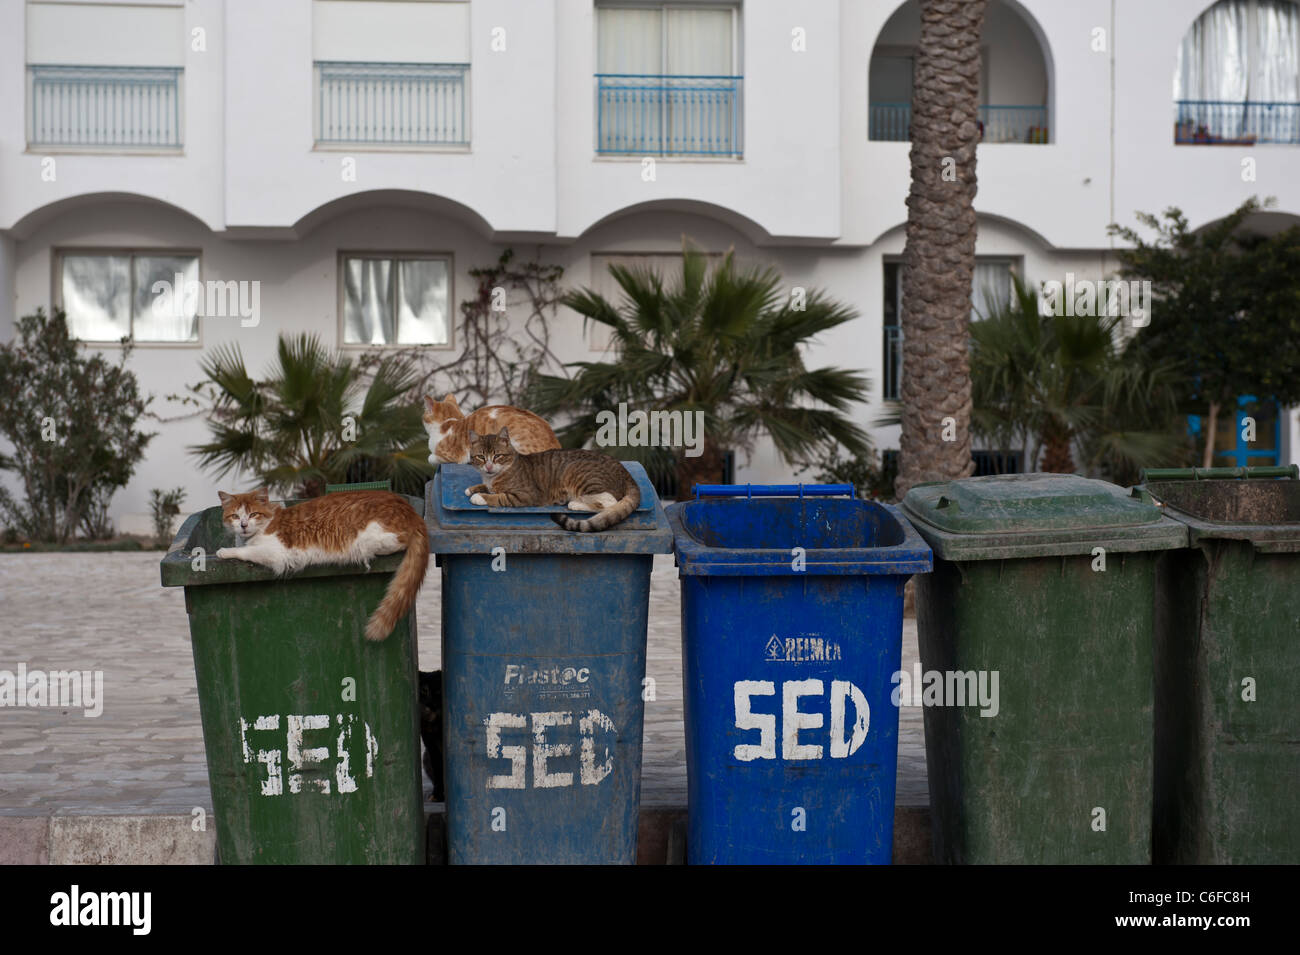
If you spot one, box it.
[549,481,640,533]
[365,516,430,641]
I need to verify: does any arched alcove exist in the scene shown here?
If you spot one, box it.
[867,0,1054,144]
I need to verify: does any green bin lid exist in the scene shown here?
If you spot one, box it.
[901,473,1187,560]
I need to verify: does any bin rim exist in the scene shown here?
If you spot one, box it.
[426,465,674,555]
[902,473,1188,560]
[665,497,933,576]
[1139,476,1300,552]
[159,492,424,588]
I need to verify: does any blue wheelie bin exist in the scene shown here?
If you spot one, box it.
[666,484,932,864]
[427,462,672,864]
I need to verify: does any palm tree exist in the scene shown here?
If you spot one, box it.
[191,333,433,497]
[529,243,872,494]
[896,0,989,498]
[970,275,1187,482]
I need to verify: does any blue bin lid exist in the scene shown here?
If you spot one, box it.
[666,494,932,577]
[426,462,674,554]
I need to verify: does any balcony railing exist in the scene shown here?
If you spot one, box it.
[869,102,1049,144]
[28,64,182,148]
[1174,100,1300,145]
[315,61,469,146]
[596,74,743,157]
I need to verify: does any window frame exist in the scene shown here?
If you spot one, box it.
[52,246,204,347]
[881,255,1021,400]
[336,250,456,351]
[593,1,744,159]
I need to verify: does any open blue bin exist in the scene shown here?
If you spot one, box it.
[666,484,932,864]
[427,462,673,864]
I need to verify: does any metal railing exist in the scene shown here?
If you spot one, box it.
[596,74,743,157]
[1174,100,1300,145]
[28,64,182,148]
[316,61,469,146]
[869,102,1049,144]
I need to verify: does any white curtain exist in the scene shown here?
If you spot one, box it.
[665,8,733,75]
[344,258,394,345]
[1175,1,1300,138]
[132,255,199,342]
[396,259,449,346]
[597,7,732,75]
[971,261,1012,322]
[1174,0,1249,102]
[1257,0,1300,100]
[61,255,131,341]
[596,7,663,74]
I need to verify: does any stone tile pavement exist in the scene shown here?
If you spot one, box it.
[0,552,928,816]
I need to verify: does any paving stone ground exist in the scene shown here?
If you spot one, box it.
[0,552,928,814]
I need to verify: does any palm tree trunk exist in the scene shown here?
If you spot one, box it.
[1039,420,1075,473]
[1201,400,1220,468]
[674,439,726,499]
[895,0,987,499]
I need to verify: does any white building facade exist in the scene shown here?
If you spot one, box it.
[1,0,1298,532]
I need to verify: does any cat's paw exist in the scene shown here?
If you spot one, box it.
[216,547,236,560]
[567,500,589,511]
[470,493,487,506]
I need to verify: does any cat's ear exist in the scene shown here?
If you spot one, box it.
[252,487,270,503]
[497,426,510,444]
[467,429,478,442]
[424,395,437,413]
[217,491,232,505]
[443,393,458,408]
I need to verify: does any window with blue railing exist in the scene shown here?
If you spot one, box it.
[312,0,471,147]
[595,4,742,157]
[882,257,1015,401]
[25,1,185,149]
[1174,0,1300,145]
[867,1,1051,145]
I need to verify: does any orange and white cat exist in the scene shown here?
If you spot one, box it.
[215,488,429,641]
[423,393,560,465]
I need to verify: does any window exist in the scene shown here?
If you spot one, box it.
[1174,0,1300,143]
[312,0,471,147]
[57,251,199,342]
[595,4,742,156]
[971,259,1015,321]
[588,251,723,350]
[26,2,184,149]
[882,258,1016,399]
[341,254,451,346]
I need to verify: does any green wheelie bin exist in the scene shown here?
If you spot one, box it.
[159,484,425,864]
[901,473,1186,864]
[1142,465,1300,864]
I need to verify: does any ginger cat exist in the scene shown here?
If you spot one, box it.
[465,428,640,532]
[215,488,429,641]
[423,394,560,465]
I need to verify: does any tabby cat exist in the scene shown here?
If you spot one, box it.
[418,670,445,802]
[465,428,640,532]
[423,393,560,465]
[215,488,429,641]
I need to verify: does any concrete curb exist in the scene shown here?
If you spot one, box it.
[2,806,932,864]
